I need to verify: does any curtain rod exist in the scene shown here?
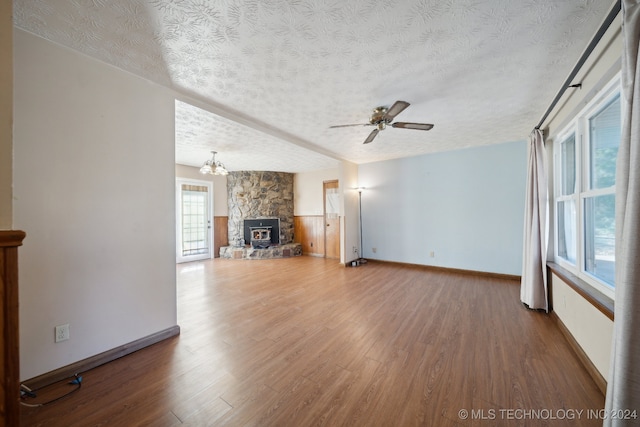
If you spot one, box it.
[535,0,622,130]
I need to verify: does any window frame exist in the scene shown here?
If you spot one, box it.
[552,74,620,300]
[555,129,578,265]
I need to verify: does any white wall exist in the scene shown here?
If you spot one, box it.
[358,140,527,275]
[0,1,12,229]
[293,168,339,215]
[339,161,360,265]
[175,164,228,216]
[552,275,613,378]
[13,30,178,380]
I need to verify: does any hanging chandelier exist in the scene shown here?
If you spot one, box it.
[199,151,229,176]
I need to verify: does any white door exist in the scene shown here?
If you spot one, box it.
[176,179,213,263]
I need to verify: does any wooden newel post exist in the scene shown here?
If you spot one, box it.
[0,230,26,427]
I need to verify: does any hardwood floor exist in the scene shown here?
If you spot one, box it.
[21,257,604,426]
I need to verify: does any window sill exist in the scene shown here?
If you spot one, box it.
[547,262,614,320]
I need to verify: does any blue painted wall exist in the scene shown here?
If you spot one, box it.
[358,140,527,276]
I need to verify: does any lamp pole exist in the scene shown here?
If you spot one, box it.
[358,187,366,265]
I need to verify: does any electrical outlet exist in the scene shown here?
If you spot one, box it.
[353,246,358,254]
[429,251,435,258]
[372,247,377,253]
[55,324,70,343]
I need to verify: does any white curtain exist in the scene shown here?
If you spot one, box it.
[520,129,549,311]
[605,1,640,423]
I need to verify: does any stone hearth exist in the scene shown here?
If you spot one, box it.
[219,243,302,260]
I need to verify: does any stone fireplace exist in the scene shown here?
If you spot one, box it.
[221,171,301,259]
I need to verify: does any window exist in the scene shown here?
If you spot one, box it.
[554,76,620,298]
[557,133,577,264]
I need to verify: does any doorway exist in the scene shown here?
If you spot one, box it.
[176,178,213,263]
[323,180,340,259]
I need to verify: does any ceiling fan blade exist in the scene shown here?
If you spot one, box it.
[392,122,434,131]
[363,129,379,144]
[384,100,410,121]
[329,123,371,128]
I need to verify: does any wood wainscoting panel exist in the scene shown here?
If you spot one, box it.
[294,216,324,256]
[213,216,228,258]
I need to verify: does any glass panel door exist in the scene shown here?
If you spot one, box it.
[176,179,212,263]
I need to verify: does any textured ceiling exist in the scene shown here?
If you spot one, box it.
[13,0,615,173]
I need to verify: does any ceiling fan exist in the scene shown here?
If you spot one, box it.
[330,100,434,144]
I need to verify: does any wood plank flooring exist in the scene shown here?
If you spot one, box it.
[21,257,604,426]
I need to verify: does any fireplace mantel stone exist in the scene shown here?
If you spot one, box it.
[219,243,302,260]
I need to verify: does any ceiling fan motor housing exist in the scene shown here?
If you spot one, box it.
[370,106,389,127]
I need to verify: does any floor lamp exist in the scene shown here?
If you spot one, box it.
[356,187,367,266]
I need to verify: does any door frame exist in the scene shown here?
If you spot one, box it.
[175,178,213,263]
[323,179,340,259]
